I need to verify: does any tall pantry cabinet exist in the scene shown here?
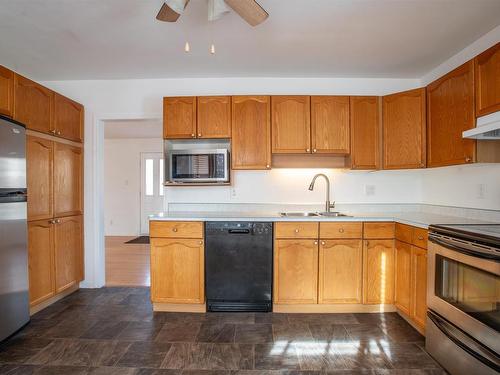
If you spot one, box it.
[0,66,87,310]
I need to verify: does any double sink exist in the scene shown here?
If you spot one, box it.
[279,211,350,217]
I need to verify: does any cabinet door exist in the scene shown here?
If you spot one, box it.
[411,246,427,329]
[53,93,84,142]
[475,42,500,117]
[54,215,82,293]
[311,96,350,154]
[231,95,271,169]
[350,96,380,169]
[28,220,55,306]
[54,142,83,217]
[363,239,395,304]
[427,61,476,167]
[163,97,197,139]
[319,239,362,304]
[13,74,53,134]
[150,238,204,303]
[274,239,318,304]
[272,96,311,153]
[0,65,14,117]
[27,136,54,221]
[197,96,231,138]
[394,240,412,315]
[383,88,426,169]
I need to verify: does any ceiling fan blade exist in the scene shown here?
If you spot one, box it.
[224,0,268,26]
[156,0,190,22]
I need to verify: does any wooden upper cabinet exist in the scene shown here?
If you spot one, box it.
[231,95,271,169]
[274,239,318,304]
[54,215,83,293]
[311,96,350,154]
[27,136,53,221]
[53,93,84,142]
[54,143,83,217]
[427,61,476,167]
[475,42,500,117]
[272,96,311,153]
[363,239,395,304]
[350,96,381,170]
[0,65,14,117]
[383,88,426,169]
[163,96,197,139]
[197,96,231,138]
[13,74,53,134]
[28,220,55,306]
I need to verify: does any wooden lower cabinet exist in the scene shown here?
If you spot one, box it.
[411,246,427,329]
[274,239,318,304]
[319,239,362,304]
[150,238,205,303]
[28,220,55,306]
[363,239,395,304]
[54,215,83,293]
[394,240,412,315]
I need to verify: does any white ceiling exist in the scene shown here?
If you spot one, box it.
[1,0,499,80]
[104,119,162,139]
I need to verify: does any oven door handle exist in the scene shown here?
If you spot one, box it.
[428,311,500,372]
[429,234,499,261]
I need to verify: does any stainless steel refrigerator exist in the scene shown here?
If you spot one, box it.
[0,115,29,341]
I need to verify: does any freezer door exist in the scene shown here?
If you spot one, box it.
[0,201,29,341]
[0,117,26,189]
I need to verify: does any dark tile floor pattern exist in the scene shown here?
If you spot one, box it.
[0,288,445,374]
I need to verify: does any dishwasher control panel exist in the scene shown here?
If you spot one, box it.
[205,221,272,235]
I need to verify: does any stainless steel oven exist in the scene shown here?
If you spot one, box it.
[427,224,500,375]
[167,148,229,183]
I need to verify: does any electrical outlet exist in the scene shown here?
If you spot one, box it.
[230,187,237,199]
[476,183,486,199]
[365,185,375,196]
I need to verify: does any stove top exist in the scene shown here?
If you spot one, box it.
[429,224,500,248]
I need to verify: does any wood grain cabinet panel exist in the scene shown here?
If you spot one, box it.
[275,222,318,239]
[272,96,311,153]
[395,240,412,315]
[320,222,362,239]
[363,222,395,239]
[383,88,426,169]
[412,228,428,249]
[150,221,203,239]
[163,97,197,139]
[27,136,53,221]
[350,96,381,170]
[54,143,83,217]
[0,65,14,117]
[231,95,271,169]
[53,93,84,142]
[311,96,350,154]
[475,42,500,117]
[411,246,427,330]
[197,96,231,138]
[363,239,395,304]
[54,215,83,293]
[427,61,476,167]
[28,220,55,306]
[319,239,362,304]
[395,223,413,244]
[274,239,318,304]
[150,238,205,303]
[13,74,53,134]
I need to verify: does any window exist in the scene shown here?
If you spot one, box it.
[145,159,154,196]
[159,159,164,196]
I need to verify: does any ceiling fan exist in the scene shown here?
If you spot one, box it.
[156,0,268,26]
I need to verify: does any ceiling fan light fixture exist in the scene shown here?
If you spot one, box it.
[164,0,188,15]
[210,44,216,54]
[184,41,190,52]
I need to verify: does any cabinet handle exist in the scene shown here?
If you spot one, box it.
[294,229,299,233]
[321,241,325,245]
[198,133,202,137]
[306,148,310,152]
[339,228,345,233]
[313,149,317,153]
[172,228,178,232]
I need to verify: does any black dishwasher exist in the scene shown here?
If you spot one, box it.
[205,222,273,312]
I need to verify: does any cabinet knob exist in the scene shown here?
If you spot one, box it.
[198,133,202,137]
[465,156,472,163]
[50,129,57,134]
[314,241,318,245]
[339,228,344,233]
[418,236,424,240]
[306,148,310,152]
[56,130,61,135]
[313,149,317,153]
[199,240,203,245]
[191,133,195,138]
[55,219,61,224]
[49,219,56,224]
[172,228,178,232]
[294,229,299,233]
[321,241,325,245]
[266,164,270,169]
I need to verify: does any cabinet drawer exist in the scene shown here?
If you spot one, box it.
[320,222,362,239]
[363,222,395,239]
[412,228,428,249]
[395,223,413,243]
[275,222,318,239]
[150,221,203,239]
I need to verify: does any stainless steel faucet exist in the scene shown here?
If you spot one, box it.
[308,173,335,213]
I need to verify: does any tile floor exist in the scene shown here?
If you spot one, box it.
[0,288,445,374]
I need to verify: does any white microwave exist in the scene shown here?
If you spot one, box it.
[167,149,230,183]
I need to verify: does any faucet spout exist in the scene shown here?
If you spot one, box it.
[308,173,335,212]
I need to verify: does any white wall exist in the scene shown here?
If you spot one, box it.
[104,138,163,236]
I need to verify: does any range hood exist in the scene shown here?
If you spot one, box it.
[463,111,500,139]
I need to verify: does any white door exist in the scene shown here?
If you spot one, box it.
[140,152,164,235]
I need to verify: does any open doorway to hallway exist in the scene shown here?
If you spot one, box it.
[103,119,163,286]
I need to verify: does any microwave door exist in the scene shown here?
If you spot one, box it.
[169,151,228,183]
